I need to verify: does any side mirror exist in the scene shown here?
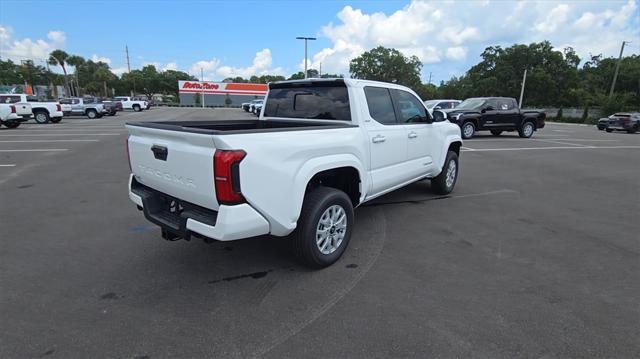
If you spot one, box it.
[433,110,446,122]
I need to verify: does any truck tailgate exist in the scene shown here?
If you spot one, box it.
[126,125,219,210]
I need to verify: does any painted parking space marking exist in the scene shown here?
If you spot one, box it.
[461,145,640,152]
[532,139,592,147]
[0,149,69,152]
[0,164,16,167]
[0,133,121,137]
[0,139,100,143]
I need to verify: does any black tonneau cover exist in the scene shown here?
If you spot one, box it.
[126,120,356,135]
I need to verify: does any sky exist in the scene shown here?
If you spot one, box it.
[0,0,638,84]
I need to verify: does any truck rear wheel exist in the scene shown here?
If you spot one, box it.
[133,104,142,112]
[431,151,459,195]
[86,109,98,119]
[292,187,354,268]
[33,111,50,124]
[518,121,535,138]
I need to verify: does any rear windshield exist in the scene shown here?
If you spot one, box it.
[263,83,351,121]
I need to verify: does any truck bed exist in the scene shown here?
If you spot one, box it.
[127,120,355,135]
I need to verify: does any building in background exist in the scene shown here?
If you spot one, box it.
[178,81,267,107]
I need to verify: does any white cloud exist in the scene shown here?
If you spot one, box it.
[0,25,65,62]
[215,49,284,79]
[91,54,111,64]
[446,47,467,61]
[533,4,570,33]
[111,66,129,76]
[309,0,639,80]
[162,62,177,71]
[190,58,220,80]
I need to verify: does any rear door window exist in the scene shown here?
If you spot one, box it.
[263,83,351,121]
[364,86,397,125]
[392,89,429,123]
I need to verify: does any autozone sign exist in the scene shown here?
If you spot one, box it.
[178,81,268,96]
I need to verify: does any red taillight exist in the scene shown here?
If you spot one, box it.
[56,104,62,112]
[126,137,132,172]
[214,150,246,205]
[10,105,16,114]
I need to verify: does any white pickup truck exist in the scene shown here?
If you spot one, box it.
[0,94,64,124]
[114,96,148,112]
[126,79,462,267]
[0,103,29,128]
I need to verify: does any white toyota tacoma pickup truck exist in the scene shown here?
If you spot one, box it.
[126,79,462,267]
[114,96,148,112]
[0,94,64,124]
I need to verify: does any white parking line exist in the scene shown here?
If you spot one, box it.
[0,149,68,152]
[0,164,16,167]
[461,145,640,152]
[0,140,99,143]
[533,139,591,147]
[0,133,120,137]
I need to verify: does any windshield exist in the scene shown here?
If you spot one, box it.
[424,100,439,109]
[456,98,486,110]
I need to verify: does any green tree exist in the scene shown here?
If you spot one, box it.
[48,49,71,96]
[66,55,85,96]
[0,59,23,85]
[349,46,422,89]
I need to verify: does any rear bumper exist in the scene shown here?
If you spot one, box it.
[128,175,269,241]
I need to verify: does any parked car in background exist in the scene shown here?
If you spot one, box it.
[603,113,640,133]
[59,97,105,119]
[113,96,148,112]
[444,97,545,139]
[125,78,462,268]
[133,96,153,109]
[252,102,263,116]
[242,99,263,112]
[101,98,123,116]
[249,99,263,114]
[0,94,63,124]
[424,99,461,114]
[0,103,29,128]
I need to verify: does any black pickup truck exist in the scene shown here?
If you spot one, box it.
[444,97,545,139]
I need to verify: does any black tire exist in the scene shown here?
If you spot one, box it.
[291,187,354,268]
[33,110,50,124]
[461,121,475,139]
[133,104,141,112]
[50,117,62,123]
[606,128,613,133]
[3,121,20,129]
[86,109,98,119]
[597,125,605,131]
[431,151,459,195]
[490,130,503,136]
[518,121,535,138]
[627,125,638,134]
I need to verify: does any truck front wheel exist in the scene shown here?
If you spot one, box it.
[86,109,98,119]
[3,121,20,129]
[292,187,354,268]
[461,121,475,139]
[431,151,459,195]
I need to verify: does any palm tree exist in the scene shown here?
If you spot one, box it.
[66,55,85,96]
[48,49,70,96]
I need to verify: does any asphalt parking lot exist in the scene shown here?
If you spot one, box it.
[1,108,639,358]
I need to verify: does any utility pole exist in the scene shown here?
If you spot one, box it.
[296,36,316,79]
[319,62,322,78]
[201,68,205,109]
[428,72,432,85]
[126,45,135,96]
[609,41,628,98]
[518,68,527,108]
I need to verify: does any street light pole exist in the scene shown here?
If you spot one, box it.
[296,36,316,78]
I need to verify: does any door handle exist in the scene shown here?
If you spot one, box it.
[372,135,386,143]
[408,131,418,139]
